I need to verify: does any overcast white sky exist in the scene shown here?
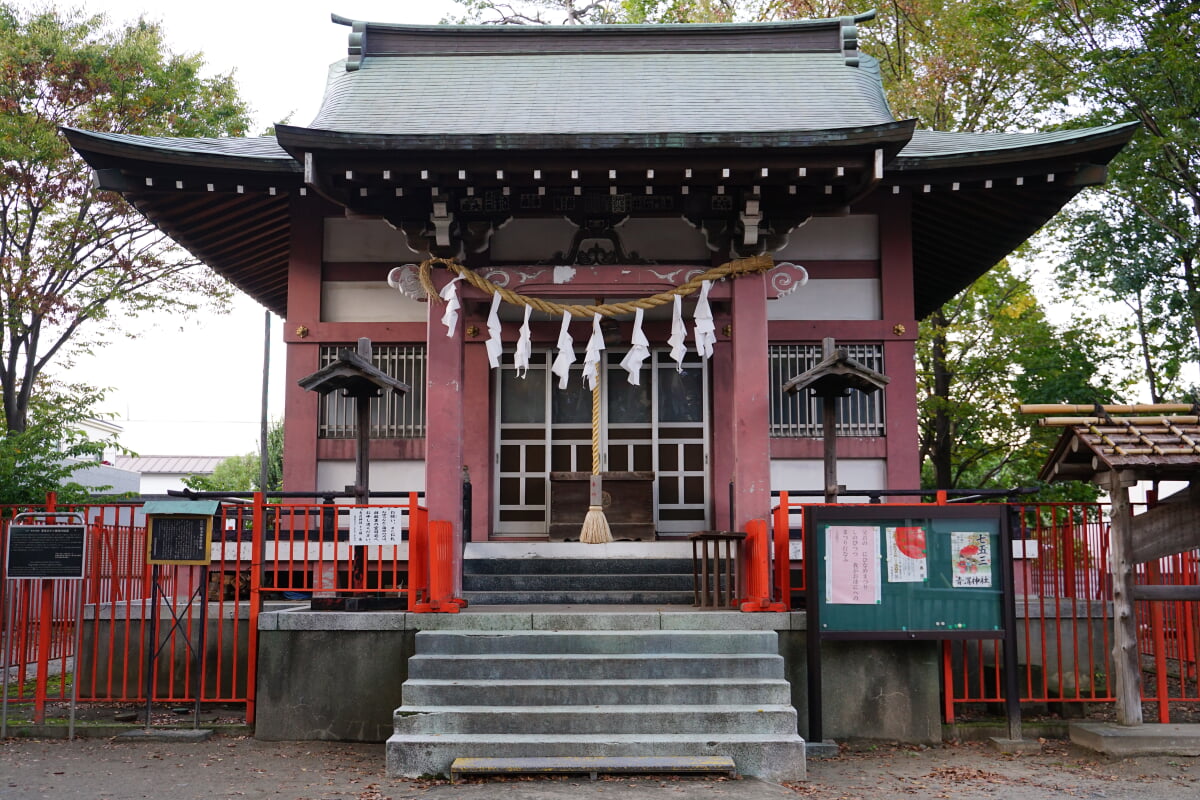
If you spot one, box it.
[48,1,462,457]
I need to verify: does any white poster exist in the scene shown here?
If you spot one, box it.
[885,526,928,583]
[825,525,882,605]
[951,531,993,588]
[349,507,403,546]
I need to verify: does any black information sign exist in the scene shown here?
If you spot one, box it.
[5,524,87,579]
[147,515,212,565]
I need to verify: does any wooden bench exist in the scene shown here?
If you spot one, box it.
[449,755,738,782]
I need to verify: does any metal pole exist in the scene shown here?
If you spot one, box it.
[69,578,85,740]
[1,584,12,739]
[145,565,160,731]
[259,310,271,494]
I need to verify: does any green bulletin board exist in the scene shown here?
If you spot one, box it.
[806,505,1009,636]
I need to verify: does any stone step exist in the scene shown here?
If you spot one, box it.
[407,653,785,680]
[401,677,794,707]
[386,732,806,783]
[462,573,695,592]
[462,558,694,576]
[394,704,799,735]
[449,755,738,782]
[461,590,696,605]
[415,629,778,655]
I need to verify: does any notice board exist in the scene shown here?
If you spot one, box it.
[805,504,1010,637]
[146,515,213,565]
[5,523,87,579]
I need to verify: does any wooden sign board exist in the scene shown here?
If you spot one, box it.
[5,524,87,580]
[146,515,212,565]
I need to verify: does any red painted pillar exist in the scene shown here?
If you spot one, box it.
[879,195,921,492]
[729,272,772,529]
[462,341,492,542]
[425,274,466,591]
[710,338,735,531]
[282,195,325,494]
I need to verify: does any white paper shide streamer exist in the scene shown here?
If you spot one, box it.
[668,294,687,373]
[583,313,605,391]
[693,279,716,360]
[619,307,650,386]
[484,292,504,369]
[551,311,576,390]
[438,276,465,337]
[514,304,533,378]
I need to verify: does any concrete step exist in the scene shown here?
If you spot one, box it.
[462,573,695,592]
[461,590,696,605]
[449,755,737,782]
[401,677,794,707]
[386,732,806,783]
[394,704,799,735]
[407,653,785,680]
[415,629,779,655]
[463,558,694,576]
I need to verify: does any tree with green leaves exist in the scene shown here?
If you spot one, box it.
[1040,0,1200,402]
[918,263,1125,496]
[183,420,283,494]
[0,4,251,439]
[0,379,118,504]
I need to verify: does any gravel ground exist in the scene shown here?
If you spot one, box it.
[1,736,1198,800]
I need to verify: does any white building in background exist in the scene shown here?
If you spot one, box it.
[110,455,227,494]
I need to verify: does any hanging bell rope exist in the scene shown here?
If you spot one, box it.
[418,254,775,316]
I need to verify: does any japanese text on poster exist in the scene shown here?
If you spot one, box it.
[826,525,881,604]
[349,507,403,545]
[951,531,992,587]
[885,526,928,583]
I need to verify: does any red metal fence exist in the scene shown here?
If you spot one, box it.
[2,494,423,723]
[6,492,1198,725]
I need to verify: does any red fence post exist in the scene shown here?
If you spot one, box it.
[772,492,791,611]
[408,500,429,612]
[740,519,785,613]
[245,491,265,725]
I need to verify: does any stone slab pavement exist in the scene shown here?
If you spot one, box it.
[1,735,1198,800]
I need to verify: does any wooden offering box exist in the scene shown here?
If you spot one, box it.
[548,472,656,541]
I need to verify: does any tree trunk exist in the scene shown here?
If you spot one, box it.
[930,309,954,489]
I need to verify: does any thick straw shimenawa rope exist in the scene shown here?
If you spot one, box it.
[418,254,775,315]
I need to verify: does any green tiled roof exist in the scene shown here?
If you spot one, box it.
[309,51,895,136]
[62,129,292,162]
[899,125,1139,162]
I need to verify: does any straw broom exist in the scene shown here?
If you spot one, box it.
[580,359,613,544]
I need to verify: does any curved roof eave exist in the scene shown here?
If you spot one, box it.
[894,121,1139,172]
[61,127,299,174]
[273,119,918,158]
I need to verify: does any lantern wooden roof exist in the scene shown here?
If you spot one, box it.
[62,14,1136,319]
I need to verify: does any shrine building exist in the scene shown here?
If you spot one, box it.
[65,12,1134,563]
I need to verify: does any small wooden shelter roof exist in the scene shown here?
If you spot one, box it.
[297,349,410,398]
[1030,405,1200,482]
[783,347,890,397]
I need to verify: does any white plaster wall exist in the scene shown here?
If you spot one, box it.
[323,218,426,262]
[321,281,428,323]
[489,218,577,261]
[617,218,710,260]
[140,473,193,494]
[316,460,426,500]
[770,458,888,502]
[768,278,881,320]
[775,215,879,261]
